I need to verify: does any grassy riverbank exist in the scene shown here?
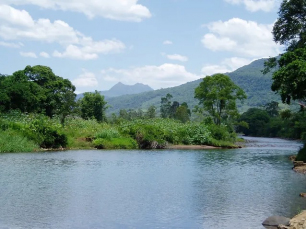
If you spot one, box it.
[0,111,237,153]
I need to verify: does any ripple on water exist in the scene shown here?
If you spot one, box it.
[0,138,305,229]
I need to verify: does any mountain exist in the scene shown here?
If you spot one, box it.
[76,82,153,100]
[105,58,283,115]
[100,82,153,97]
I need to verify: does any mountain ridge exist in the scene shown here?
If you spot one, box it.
[104,57,283,115]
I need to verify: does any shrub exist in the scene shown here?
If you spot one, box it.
[296,144,306,162]
[0,129,38,153]
[93,137,138,149]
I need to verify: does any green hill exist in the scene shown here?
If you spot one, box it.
[105,58,282,115]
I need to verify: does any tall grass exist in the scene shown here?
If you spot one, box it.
[0,130,38,153]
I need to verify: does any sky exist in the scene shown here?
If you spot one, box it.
[0,0,283,93]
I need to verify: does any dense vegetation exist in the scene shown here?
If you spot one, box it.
[0,65,243,152]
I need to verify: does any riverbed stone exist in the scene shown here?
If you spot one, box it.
[262,216,290,226]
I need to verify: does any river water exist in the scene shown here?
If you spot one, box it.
[0,137,305,229]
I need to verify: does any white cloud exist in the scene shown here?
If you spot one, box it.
[2,0,151,22]
[163,40,173,45]
[39,52,50,58]
[20,51,37,58]
[72,69,98,87]
[224,0,278,12]
[202,18,282,58]
[166,54,188,62]
[101,64,200,89]
[0,5,126,60]
[0,41,23,48]
[202,57,252,76]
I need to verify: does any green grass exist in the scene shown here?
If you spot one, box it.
[93,137,138,149]
[0,130,38,153]
[0,112,237,152]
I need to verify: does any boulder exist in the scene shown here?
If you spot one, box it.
[263,216,290,227]
[300,193,306,197]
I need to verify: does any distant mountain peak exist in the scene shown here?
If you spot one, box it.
[101,82,154,98]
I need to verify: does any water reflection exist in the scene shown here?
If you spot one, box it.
[0,138,305,229]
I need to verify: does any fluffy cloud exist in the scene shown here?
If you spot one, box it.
[72,69,98,87]
[163,40,173,45]
[39,52,50,58]
[20,51,37,58]
[0,5,126,60]
[2,0,151,22]
[0,41,23,48]
[166,54,188,62]
[202,18,282,58]
[224,0,277,12]
[101,64,200,89]
[202,57,252,76]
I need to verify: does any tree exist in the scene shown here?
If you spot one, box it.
[237,108,271,136]
[272,0,306,51]
[194,74,247,125]
[264,101,280,117]
[263,0,306,104]
[79,91,107,122]
[175,102,191,123]
[146,105,156,119]
[160,93,173,118]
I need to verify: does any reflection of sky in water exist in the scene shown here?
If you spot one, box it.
[0,138,305,229]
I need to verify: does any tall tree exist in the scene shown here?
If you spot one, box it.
[194,74,246,125]
[160,93,173,118]
[264,0,306,104]
[79,91,107,122]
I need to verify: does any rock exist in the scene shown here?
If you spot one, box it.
[300,193,306,197]
[263,216,291,227]
[278,225,289,229]
[289,155,296,161]
[281,210,306,229]
[294,161,305,167]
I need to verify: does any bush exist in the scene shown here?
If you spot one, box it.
[0,129,38,153]
[93,137,138,149]
[296,144,306,162]
[95,128,121,140]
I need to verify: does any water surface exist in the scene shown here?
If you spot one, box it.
[0,137,305,229]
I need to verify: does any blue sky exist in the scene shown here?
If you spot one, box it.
[0,0,283,93]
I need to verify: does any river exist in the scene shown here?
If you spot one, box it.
[0,137,305,228]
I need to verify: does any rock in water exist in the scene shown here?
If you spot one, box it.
[262,216,290,226]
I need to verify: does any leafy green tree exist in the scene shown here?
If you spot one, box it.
[264,101,280,117]
[160,93,173,118]
[237,108,271,136]
[175,102,191,123]
[194,74,247,125]
[79,91,107,122]
[22,65,76,117]
[272,0,306,51]
[264,0,306,104]
[145,105,156,119]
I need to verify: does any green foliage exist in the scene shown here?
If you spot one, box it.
[0,111,67,149]
[160,93,173,118]
[93,138,138,149]
[237,108,271,136]
[118,118,224,148]
[0,65,76,120]
[0,129,38,153]
[296,144,306,162]
[264,101,280,117]
[271,48,306,103]
[95,128,121,140]
[272,0,306,51]
[195,74,247,125]
[79,91,107,122]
